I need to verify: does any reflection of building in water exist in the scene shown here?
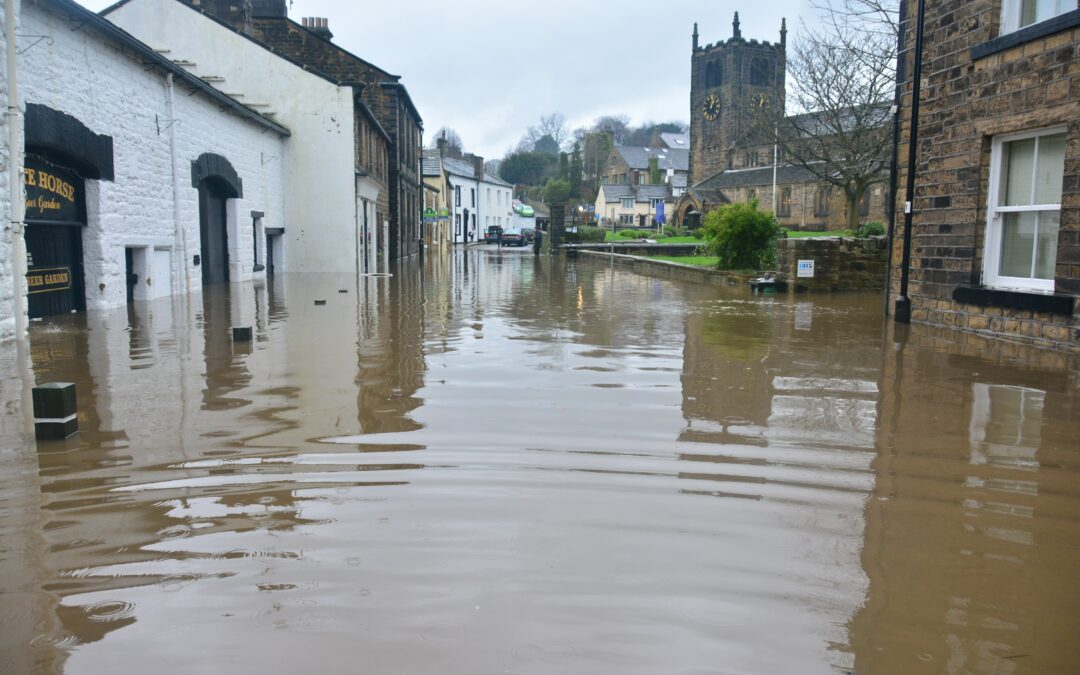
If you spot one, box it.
[852,325,1080,674]
[679,295,882,450]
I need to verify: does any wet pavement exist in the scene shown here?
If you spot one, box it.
[1,248,1078,674]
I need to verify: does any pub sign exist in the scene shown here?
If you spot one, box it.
[24,154,86,225]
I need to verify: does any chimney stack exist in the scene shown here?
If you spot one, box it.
[302,17,334,41]
[436,136,448,158]
[466,154,485,180]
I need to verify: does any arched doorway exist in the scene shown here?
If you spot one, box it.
[190,153,243,286]
[198,178,231,285]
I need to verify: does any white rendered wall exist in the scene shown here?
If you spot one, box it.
[107,0,360,275]
[448,174,481,245]
[0,0,18,341]
[18,4,286,311]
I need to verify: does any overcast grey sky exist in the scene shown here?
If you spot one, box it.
[80,0,818,158]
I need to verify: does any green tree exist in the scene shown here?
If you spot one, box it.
[533,134,561,156]
[702,200,782,270]
[543,178,572,205]
[569,143,583,198]
[559,152,569,180]
[648,157,662,184]
[500,151,557,186]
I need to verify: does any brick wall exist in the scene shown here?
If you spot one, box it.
[776,236,888,291]
[890,0,1080,354]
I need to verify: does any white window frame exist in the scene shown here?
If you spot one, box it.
[983,125,1066,293]
[1000,0,1073,34]
[620,197,634,209]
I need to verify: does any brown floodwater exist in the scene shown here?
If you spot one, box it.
[1,249,1078,674]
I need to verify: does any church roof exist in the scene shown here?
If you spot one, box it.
[692,163,822,189]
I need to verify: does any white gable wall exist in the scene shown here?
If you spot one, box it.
[107,0,358,274]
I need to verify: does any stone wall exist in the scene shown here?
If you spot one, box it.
[578,250,756,288]
[889,0,1080,354]
[20,1,286,310]
[776,236,888,291]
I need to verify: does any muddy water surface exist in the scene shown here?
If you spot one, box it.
[1,250,1078,674]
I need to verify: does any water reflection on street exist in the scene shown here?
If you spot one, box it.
[1,249,1077,674]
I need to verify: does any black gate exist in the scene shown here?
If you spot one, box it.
[199,179,230,285]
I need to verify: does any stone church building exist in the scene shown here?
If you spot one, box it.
[674,14,888,231]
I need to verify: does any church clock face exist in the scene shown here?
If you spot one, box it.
[703,94,721,121]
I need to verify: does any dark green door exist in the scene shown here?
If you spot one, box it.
[199,180,230,285]
[25,224,85,319]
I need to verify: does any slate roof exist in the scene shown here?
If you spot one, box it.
[442,157,478,180]
[598,183,674,203]
[693,163,823,190]
[660,132,689,149]
[422,148,443,177]
[613,146,690,172]
[441,156,512,187]
[484,172,512,187]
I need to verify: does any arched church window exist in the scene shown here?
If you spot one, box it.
[750,57,772,86]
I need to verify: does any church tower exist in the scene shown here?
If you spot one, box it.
[689,14,787,183]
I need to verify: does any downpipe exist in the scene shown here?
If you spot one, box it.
[7,0,26,340]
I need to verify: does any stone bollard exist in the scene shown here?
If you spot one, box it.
[33,383,79,441]
[232,326,253,342]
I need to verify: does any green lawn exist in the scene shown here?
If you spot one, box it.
[603,231,701,244]
[646,255,720,267]
[783,229,854,238]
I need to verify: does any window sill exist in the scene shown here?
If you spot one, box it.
[971,10,1080,60]
[953,286,1074,315]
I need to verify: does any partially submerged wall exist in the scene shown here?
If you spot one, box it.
[775,236,888,292]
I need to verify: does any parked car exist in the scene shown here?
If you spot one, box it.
[484,226,503,243]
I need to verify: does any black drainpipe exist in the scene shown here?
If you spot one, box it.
[884,0,909,317]
[895,0,926,324]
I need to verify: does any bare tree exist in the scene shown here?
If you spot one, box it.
[428,127,464,156]
[754,9,897,230]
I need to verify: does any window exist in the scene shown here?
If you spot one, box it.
[814,186,831,217]
[984,127,1066,292]
[470,188,475,207]
[621,197,634,209]
[778,187,792,217]
[619,214,634,225]
[455,186,461,207]
[750,57,772,86]
[1001,0,1073,34]
[487,188,492,205]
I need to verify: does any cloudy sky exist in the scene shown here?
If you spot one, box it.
[80,0,818,158]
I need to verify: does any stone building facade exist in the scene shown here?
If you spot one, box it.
[679,13,888,232]
[164,0,423,261]
[689,13,786,184]
[4,0,287,325]
[890,0,1080,353]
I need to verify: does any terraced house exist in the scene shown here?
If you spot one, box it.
[890,0,1080,353]
[112,0,423,262]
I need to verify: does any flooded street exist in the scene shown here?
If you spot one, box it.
[1,249,1078,674]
